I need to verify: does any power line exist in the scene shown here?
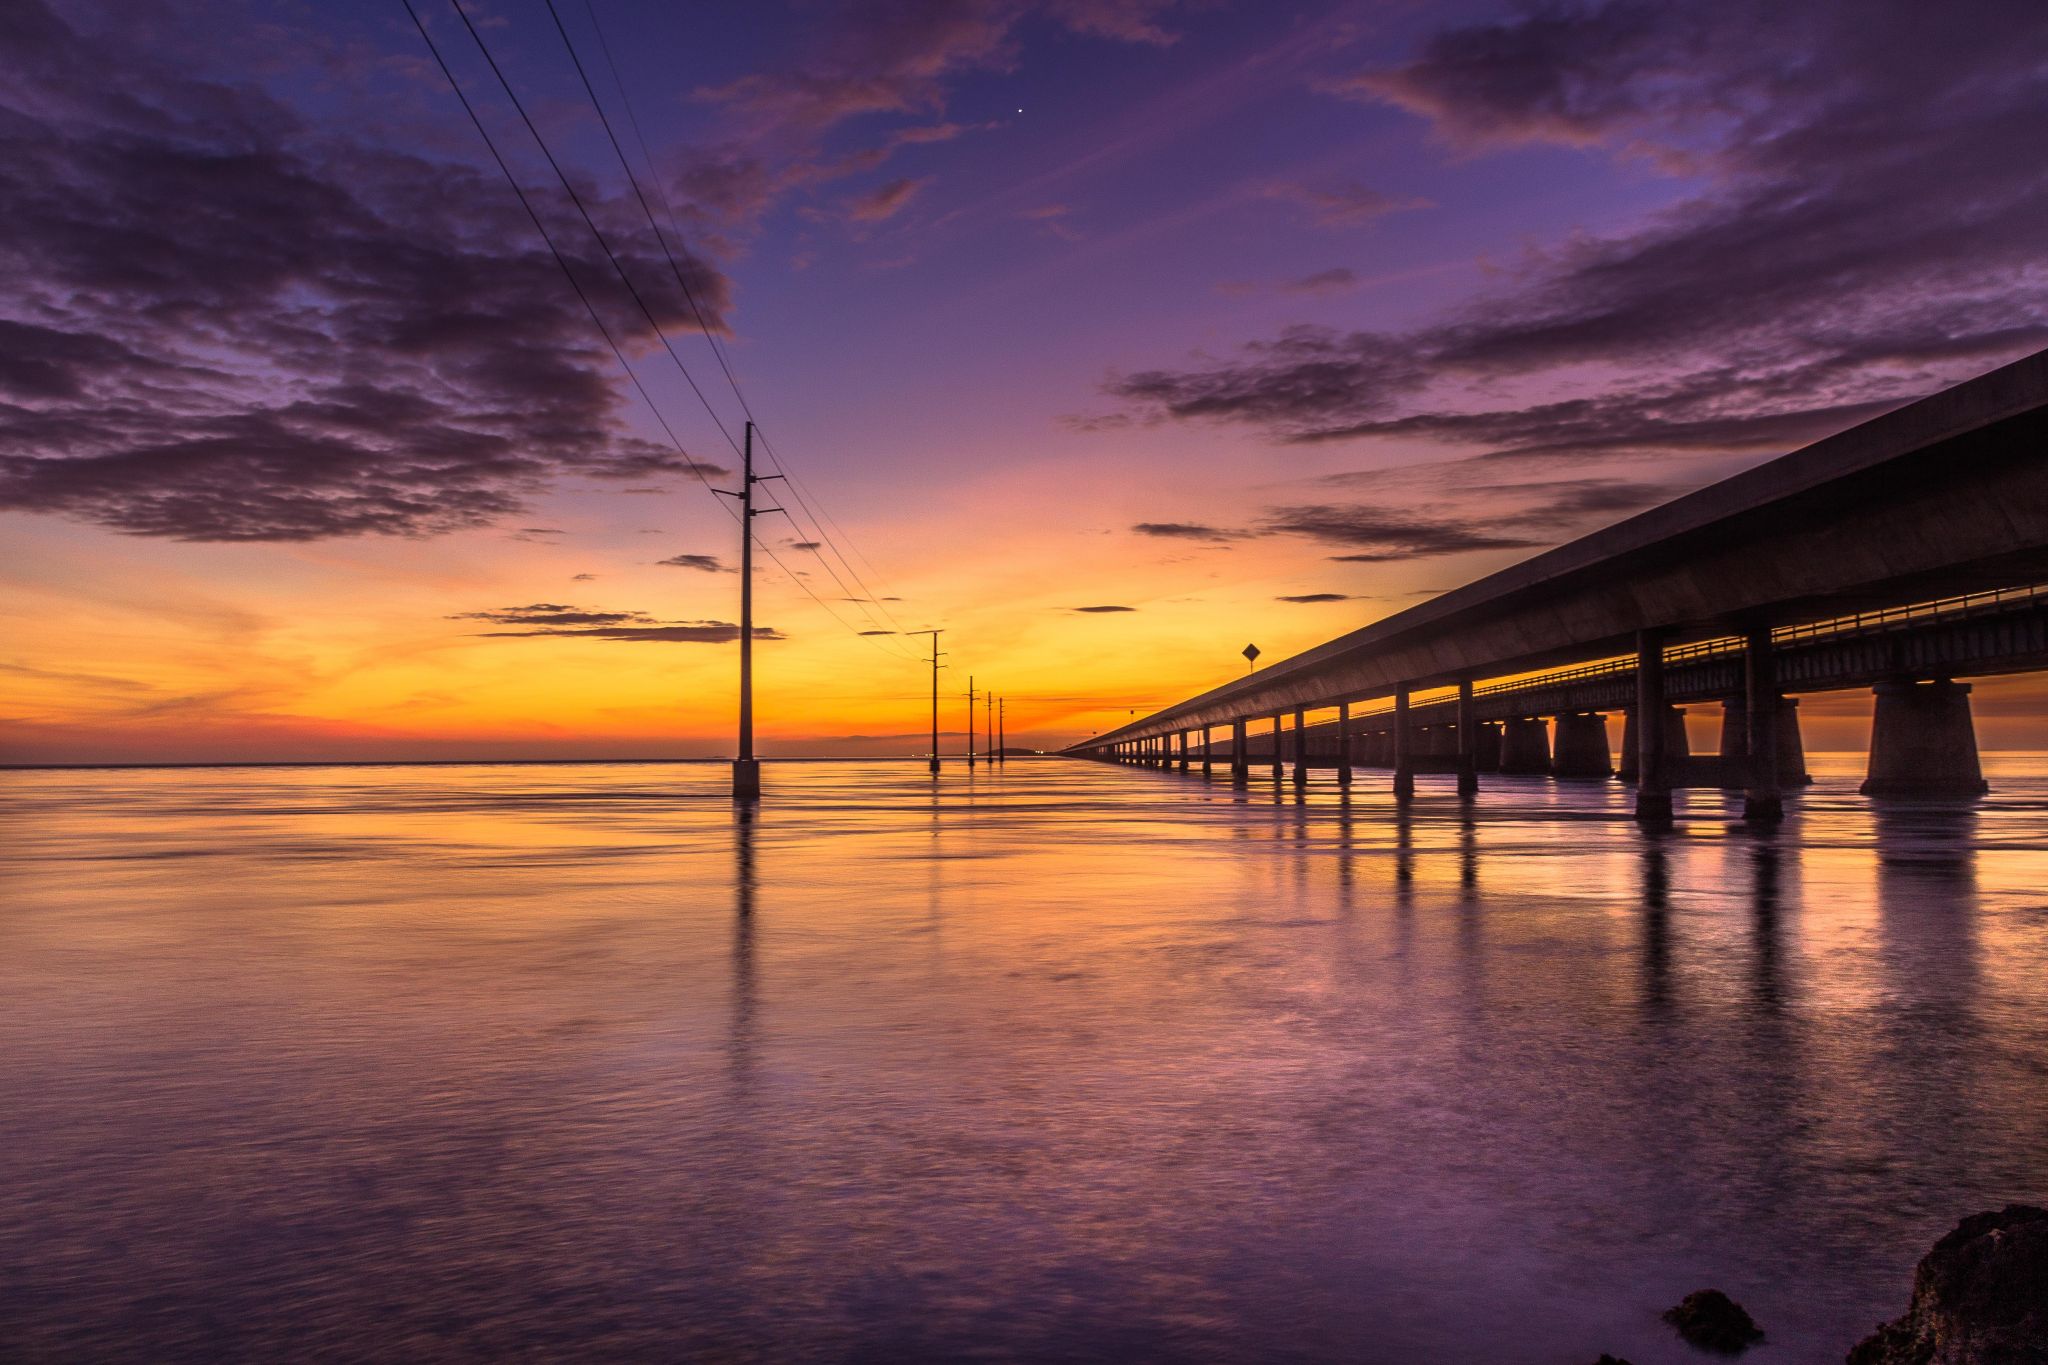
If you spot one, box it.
[566,0,918,639]
[399,0,730,516]
[443,0,742,459]
[399,0,913,667]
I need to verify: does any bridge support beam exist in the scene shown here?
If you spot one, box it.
[1338,701,1354,787]
[1499,717,1552,774]
[1635,628,1674,823]
[1862,679,1989,799]
[1230,717,1249,786]
[1201,726,1213,777]
[1457,679,1478,797]
[1552,712,1613,778]
[1393,686,1415,802]
[1266,714,1281,785]
[1292,706,1309,786]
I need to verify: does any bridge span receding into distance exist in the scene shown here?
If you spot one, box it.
[1064,347,2048,822]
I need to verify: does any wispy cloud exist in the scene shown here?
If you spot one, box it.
[657,553,733,573]
[1261,181,1431,229]
[451,603,780,644]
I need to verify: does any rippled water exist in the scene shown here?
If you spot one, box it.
[3,755,2047,1362]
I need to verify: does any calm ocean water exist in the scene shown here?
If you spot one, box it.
[2,754,2046,1363]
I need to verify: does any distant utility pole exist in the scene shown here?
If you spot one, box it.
[916,629,945,774]
[714,420,784,802]
[986,689,996,764]
[998,697,1006,762]
[966,676,978,768]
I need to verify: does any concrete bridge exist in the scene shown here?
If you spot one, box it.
[1065,348,2048,821]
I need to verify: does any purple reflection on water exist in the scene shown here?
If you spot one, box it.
[1,756,2045,1362]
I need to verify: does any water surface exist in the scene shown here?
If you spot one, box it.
[4,755,2047,1362]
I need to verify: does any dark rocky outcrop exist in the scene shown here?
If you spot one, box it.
[1847,1204,2048,1365]
[1663,1289,1765,1353]
[1595,1355,1635,1365]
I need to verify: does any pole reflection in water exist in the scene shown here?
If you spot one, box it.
[729,803,759,1100]
[1,755,2046,1363]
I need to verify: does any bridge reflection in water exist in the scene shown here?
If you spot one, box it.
[1074,348,2048,822]
[4,757,2046,1361]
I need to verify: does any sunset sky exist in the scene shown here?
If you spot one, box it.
[4,0,2046,763]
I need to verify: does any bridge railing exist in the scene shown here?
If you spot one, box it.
[1293,581,2048,729]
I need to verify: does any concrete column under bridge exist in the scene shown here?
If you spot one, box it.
[1393,686,1415,802]
[1231,717,1250,786]
[1618,706,1691,781]
[1862,679,1990,799]
[1716,699,1811,788]
[1474,721,1503,772]
[1498,717,1552,774]
[1551,712,1613,778]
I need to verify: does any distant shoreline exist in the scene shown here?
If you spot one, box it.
[0,755,1051,773]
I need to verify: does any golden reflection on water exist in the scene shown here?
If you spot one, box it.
[1,755,2047,1362]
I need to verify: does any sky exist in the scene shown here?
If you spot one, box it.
[3,0,2047,764]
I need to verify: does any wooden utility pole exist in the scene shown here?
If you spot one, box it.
[998,697,1006,762]
[714,421,782,802]
[916,630,945,774]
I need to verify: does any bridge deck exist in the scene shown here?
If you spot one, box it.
[1074,348,2048,753]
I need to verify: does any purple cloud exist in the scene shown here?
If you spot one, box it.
[1111,0,2048,474]
[0,0,731,542]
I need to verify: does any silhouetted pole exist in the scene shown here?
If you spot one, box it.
[715,420,783,803]
[916,629,945,774]
[998,697,1006,761]
[987,690,996,764]
[966,676,978,767]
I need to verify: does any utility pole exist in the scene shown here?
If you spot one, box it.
[998,697,1006,762]
[915,629,945,774]
[966,676,978,768]
[713,421,783,802]
[986,689,996,764]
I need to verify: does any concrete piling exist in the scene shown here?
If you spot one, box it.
[1551,712,1613,778]
[1499,716,1552,774]
[1862,679,1989,798]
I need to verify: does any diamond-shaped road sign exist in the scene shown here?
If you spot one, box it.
[1242,643,1261,664]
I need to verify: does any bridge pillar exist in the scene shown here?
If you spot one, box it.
[1474,721,1503,772]
[1393,686,1415,801]
[1861,679,1989,799]
[1618,706,1690,781]
[1457,679,1479,797]
[1722,697,1811,788]
[1338,701,1354,787]
[1230,717,1249,786]
[1269,714,1283,785]
[1635,628,1674,823]
[1743,624,1783,823]
[1293,706,1309,786]
[1499,716,1551,774]
[1201,726,1213,777]
[1177,730,1189,770]
[1551,712,1613,778]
